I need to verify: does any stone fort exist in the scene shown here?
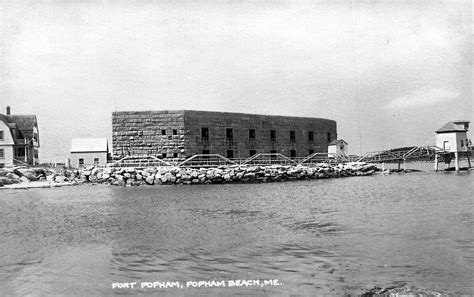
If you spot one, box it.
[112,110,337,160]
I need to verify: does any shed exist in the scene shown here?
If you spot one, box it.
[70,138,109,167]
[435,121,470,152]
[328,139,348,157]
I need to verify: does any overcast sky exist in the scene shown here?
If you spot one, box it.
[1,0,472,162]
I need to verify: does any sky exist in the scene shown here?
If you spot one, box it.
[0,0,472,162]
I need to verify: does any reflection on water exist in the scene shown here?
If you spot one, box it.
[0,171,473,295]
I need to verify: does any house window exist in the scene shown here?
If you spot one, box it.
[173,152,178,158]
[226,128,233,140]
[201,127,209,141]
[227,150,234,158]
[0,131,4,140]
[161,153,167,158]
[78,158,84,165]
[249,150,256,157]
[308,131,314,142]
[327,132,331,142]
[290,131,295,142]
[94,158,99,164]
[270,130,276,141]
[15,148,25,157]
[309,149,314,155]
[461,140,464,147]
[173,129,177,135]
[0,149,4,158]
[290,150,296,158]
[161,130,166,135]
[249,129,256,139]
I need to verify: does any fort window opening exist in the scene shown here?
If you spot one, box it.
[202,150,210,155]
[270,130,276,141]
[173,129,177,135]
[0,131,4,140]
[327,132,332,142]
[94,158,99,164]
[290,131,295,142]
[226,128,233,140]
[161,130,166,135]
[290,150,296,158]
[79,158,84,165]
[161,153,167,158]
[227,150,234,158]
[249,129,256,139]
[173,152,178,158]
[309,149,314,155]
[308,131,314,142]
[0,149,4,158]
[201,127,209,141]
[249,150,256,157]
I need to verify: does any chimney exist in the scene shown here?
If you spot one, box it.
[6,106,10,115]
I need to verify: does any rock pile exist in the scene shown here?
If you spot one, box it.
[91,162,378,186]
[0,163,378,188]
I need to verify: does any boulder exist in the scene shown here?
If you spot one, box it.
[145,176,155,185]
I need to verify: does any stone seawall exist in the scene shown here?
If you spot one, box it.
[0,163,378,188]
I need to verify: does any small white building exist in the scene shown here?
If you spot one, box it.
[328,139,348,157]
[70,138,109,168]
[435,121,470,152]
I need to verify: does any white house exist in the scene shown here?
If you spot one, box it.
[0,106,40,168]
[435,121,470,152]
[70,138,109,168]
[328,139,348,157]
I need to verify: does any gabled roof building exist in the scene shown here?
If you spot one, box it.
[70,138,109,167]
[0,106,40,167]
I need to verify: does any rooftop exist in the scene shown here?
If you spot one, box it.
[71,138,109,153]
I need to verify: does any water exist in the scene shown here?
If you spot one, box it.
[1,170,473,296]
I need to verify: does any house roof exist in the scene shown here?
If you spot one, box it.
[329,139,348,146]
[71,138,109,153]
[436,121,469,133]
[8,115,37,139]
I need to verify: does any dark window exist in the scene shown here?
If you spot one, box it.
[309,149,314,155]
[173,152,178,158]
[94,158,99,164]
[15,148,25,157]
[461,140,464,147]
[201,127,209,141]
[290,150,296,158]
[249,150,256,157]
[0,149,4,158]
[327,132,331,142]
[173,129,177,135]
[290,131,295,142]
[78,158,84,165]
[308,131,314,142]
[0,163,4,168]
[161,130,166,135]
[202,150,210,155]
[226,128,233,140]
[249,129,256,139]
[0,131,4,140]
[161,153,167,158]
[270,150,277,160]
[34,150,38,158]
[270,130,276,141]
[227,150,234,158]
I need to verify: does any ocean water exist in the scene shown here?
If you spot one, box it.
[0,170,473,296]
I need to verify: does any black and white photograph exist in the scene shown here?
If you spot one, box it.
[0,0,472,295]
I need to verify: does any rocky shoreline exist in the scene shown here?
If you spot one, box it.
[1,162,379,189]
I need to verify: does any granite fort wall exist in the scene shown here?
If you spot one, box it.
[112,110,336,159]
[112,111,186,159]
[183,111,337,158]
